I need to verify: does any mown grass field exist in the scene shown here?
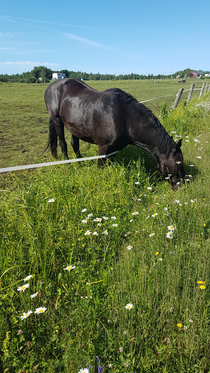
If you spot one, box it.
[0,80,210,373]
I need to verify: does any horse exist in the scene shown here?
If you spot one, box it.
[44,79,185,186]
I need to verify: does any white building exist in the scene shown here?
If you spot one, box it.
[52,73,66,80]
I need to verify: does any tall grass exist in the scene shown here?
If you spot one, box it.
[0,90,210,372]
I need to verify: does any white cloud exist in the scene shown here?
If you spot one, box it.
[0,47,16,50]
[0,60,59,66]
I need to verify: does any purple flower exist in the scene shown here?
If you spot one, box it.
[17,330,23,335]
[98,366,102,373]
[88,365,91,372]
[96,356,100,363]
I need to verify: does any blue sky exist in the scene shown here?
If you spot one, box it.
[0,0,209,76]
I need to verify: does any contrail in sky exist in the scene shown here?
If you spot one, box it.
[0,14,140,37]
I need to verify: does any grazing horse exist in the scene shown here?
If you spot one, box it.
[44,79,185,186]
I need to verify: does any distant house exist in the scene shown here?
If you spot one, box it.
[52,73,66,80]
[205,73,210,77]
[189,70,204,78]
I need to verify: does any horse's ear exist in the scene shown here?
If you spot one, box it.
[177,139,182,148]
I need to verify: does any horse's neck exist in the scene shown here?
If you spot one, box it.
[131,124,173,163]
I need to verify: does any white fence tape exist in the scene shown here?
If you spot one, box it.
[139,93,174,103]
[0,151,118,173]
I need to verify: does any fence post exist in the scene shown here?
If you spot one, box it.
[173,88,184,109]
[204,83,209,95]
[199,82,205,98]
[187,83,194,104]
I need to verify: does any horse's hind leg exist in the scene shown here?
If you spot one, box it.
[97,145,116,167]
[71,135,82,158]
[54,118,68,160]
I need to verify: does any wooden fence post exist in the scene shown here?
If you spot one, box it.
[204,83,209,95]
[173,88,184,109]
[187,83,194,104]
[199,82,205,98]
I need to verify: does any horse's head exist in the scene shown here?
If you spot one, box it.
[157,139,185,187]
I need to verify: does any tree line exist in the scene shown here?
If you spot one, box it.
[0,66,209,83]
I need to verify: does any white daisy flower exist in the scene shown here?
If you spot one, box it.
[17,283,29,292]
[48,198,55,203]
[152,213,158,217]
[166,231,173,239]
[111,216,116,220]
[78,369,89,373]
[125,303,133,310]
[85,231,91,236]
[103,216,109,220]
[159,258,163,261]
[149,233,155,237]
[34,307,47,314]
[64,265,76,271]
[30,292,39,299]
[112,224,118,227]
[103,230,108,235]
[87,213,93,218]
[92,231,98,236]
[134,181,140,185]
[167,225,174,231]
[20,310,33,320]
[81,219,88,224]
[127,245,133,250]
[24,275,32,282]
[94,218,102,222]
[132,211,139,215]
[81,209,87,212]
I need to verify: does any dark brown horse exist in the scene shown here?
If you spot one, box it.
[44,79,185,186]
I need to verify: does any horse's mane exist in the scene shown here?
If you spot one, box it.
[110,88,176,156]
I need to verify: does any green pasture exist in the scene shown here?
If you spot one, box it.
[0,79,204,170]
[0,81,210,373]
